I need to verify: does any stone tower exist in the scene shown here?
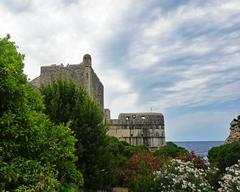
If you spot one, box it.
[31,54,166,150]
[108,112,166,150]
[30,54,104,108]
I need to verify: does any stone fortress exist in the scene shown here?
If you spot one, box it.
[31,54,104,108]
[31,54,166,150]
[108,113,165,149]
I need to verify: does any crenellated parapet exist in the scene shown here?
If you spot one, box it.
[30,54,104,108]
[108,112,166,150]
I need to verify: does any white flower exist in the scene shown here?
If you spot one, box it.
[218,160,240,192]
[153,159,212,191]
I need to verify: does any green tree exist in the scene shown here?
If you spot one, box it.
[40,79,109,190]
[0,35,83,191]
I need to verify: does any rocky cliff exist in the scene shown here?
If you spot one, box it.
[225,115,240,144]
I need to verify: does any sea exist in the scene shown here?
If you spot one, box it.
[173,141,224,157]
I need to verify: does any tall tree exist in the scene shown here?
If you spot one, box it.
[0,35,83,191]
[41,80,109,190]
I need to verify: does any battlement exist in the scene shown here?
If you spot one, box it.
[30,54,104,108]
[108,111,165,149]
[40,63,85,76]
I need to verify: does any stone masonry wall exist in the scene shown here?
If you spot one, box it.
[30,54,104,108]
[107,113,166,150]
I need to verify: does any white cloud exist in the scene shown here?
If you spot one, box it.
[101,69,132,93]
[0,0,239,140]
[122,0,240,113]
[0,0,141,119]
[127,0,240,69]
[0,0,136,78]
[109,92,142,119]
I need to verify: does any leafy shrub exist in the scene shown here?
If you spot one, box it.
[177,151,206,169]
[127,151,162,191]
[128,174,155,192]
[152,159,213,192]
[218,160,240,192]
[208,141,240,172]
[130,159,213,192]
[154,142,188,158]
[129,151,162,176]
[105,137,149,187]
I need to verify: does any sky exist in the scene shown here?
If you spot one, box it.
[1,0,240,141]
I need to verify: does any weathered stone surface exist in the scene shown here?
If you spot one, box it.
[108,112,166,150]
[225,116,240,144]
[30,54,104,108]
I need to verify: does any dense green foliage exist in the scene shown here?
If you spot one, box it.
[2,35,239,191]
[40,80,109,190]
[208,141,240,172]
[154,141,188,158]
[106,136,148,167]
[105,137,149,186]
[131,159,213,192]
[0,36,83,191]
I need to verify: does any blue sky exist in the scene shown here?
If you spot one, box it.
[0,0,239,141]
